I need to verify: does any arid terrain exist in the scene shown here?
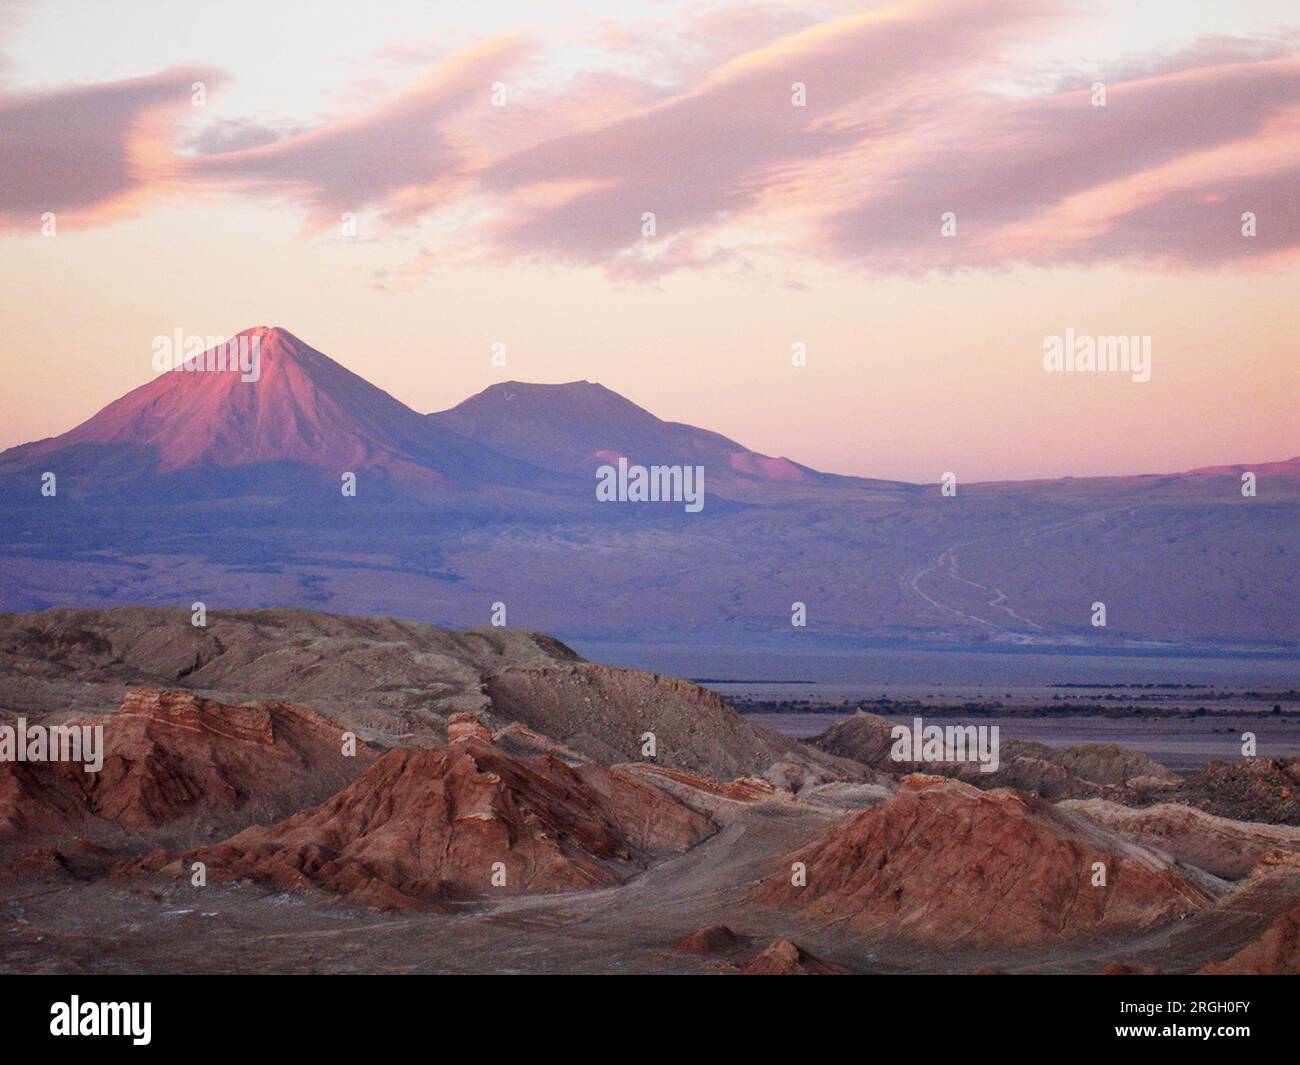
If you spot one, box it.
[5,0,1299,1016]
[2,607,1297,975]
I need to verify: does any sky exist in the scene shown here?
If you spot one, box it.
[0,0,1297,482]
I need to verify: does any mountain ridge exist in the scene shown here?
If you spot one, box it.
[2,325,1292,495]
[429,377,876,493]
[0,326,555,496]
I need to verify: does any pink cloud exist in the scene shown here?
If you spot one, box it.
[0,67,220,227]
[822,57,1300,269]
[188,33,534,228]
[476,0,1055,271]
[3,1,1296,277]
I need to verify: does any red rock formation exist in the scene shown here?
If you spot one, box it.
[674,925,747,955]
[740,939,850,975]
[756,775,1212,948]
[0,760,89,841]
[140,735,713,910]
[0,688,375,853]
[1062,799,1300,881]
[0,840,116,882]
[814,712,1178,800]
[446,712,493,745]
[620,764,776,802]
[95,689,373,830]
[1199,903,1300,974]
[571,764,721,853]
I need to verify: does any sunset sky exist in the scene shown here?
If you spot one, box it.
[1,0,1297,481]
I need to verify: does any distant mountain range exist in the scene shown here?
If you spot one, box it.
[1,326,1296,659]
[1,327,876,502]
[0,327,550,500]
[430,376,880,495]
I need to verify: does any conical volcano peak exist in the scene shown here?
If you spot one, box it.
[224,326,322,369]
[0,327,548,488]
[235,324,295,338]
[235,324,309,347]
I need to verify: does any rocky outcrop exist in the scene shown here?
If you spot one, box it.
[0,608,571,727]
[0,688,374,854]
[620,764,777,802]
[0,840,116,882]
[137,734,713,910]
[0,607,848,783]
[1061,799,1300,880]
[447,712,493,745]
[484,663,851,783]
[756,775,1212,948]
[809,712,898,767]
[1022,741,1178,789]
[812,712,1177,800]
[816,714,1300,827]
[740,939,851,975]
[673,925,747,955]
[1199,903,1300,974]
[1170,758,1300,826]
[572,762,720,854]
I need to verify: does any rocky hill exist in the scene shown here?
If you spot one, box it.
[135,728,713,910]
[0,607,849,784]
[0,688,375,860]
[756,774,1213,947]
[1200,901,1300,974]
[812,711,1178,799]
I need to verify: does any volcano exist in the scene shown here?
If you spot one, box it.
[429,379,881,496]
[0,326,549,498]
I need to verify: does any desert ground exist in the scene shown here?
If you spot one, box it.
[2,608,1298,975]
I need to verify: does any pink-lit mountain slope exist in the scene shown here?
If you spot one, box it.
[0,327,547,493]
[430,380,904,498]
